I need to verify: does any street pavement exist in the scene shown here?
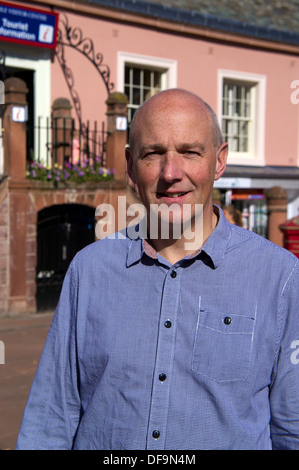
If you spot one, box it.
[0,312,53,450]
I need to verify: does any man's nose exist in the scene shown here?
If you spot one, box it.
[160,152,184,182]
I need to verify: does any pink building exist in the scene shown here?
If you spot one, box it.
[1,0,299,313]
[2,0,299,229]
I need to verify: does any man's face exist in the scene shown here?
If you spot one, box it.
[126,92,227,231]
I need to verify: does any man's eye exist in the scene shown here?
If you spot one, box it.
[184,150,200,156]
[142,151,160,159]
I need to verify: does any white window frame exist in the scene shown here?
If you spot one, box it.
[117,52,177,119]
[218,70,266,166]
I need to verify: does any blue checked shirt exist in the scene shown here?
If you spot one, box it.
[16,208,299,450]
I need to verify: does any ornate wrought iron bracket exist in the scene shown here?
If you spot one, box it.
[55,13,114,126]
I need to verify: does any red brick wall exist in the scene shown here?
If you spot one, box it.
[0,181,129,316]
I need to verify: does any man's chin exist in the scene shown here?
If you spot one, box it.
[146,204,203,241]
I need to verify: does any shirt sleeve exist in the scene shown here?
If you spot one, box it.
[270,260,299,450]
[16,260,81,450]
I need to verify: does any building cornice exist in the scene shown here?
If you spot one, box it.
[13,0,299,55]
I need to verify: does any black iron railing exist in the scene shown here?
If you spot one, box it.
[32,117,109,169]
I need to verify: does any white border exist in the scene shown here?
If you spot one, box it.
[117,51,177,92]
[4,44,51,163]
[218,69,266,166]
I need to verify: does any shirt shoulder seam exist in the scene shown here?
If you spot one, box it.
[230,225,299,260]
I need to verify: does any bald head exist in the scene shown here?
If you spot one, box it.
[129,88,223,152]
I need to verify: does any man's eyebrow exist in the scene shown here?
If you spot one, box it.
[139,144,165,153]
[178,142,206,152]
[139,142,206,151]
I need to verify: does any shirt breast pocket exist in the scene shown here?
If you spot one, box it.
[192,309,256,382]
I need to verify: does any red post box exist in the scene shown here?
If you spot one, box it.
[279,216,299,258]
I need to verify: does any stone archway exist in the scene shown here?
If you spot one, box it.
[25,183,128,313]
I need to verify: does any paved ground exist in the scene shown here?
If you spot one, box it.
[0,312,53,450]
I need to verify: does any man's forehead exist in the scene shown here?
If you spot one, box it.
[136,107,211,139]
[137,104,209,132]
[129,90,214,148]
[142,94,208,117]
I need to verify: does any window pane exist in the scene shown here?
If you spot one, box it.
[143,69,151,88]
[132,68,141,86]
[132,87,141,105]
[125,67,130,84]
[125,64,164,123]
[153,71,161,88]
[222,79,254,153]
[124,86,130,101]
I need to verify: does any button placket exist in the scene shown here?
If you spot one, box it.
[146,268,181,449]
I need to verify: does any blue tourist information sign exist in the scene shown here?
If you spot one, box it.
[0,1,58,49]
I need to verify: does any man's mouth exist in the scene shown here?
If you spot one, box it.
[157,191,189,199]
[160,192,186,198]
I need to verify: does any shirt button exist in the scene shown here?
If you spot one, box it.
[224,316,232,325]
[159,373,167,382]
[170,270,177,278]
[152,430,160,439]
[164,320,172,328]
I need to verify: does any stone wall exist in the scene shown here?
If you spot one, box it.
[0,180,131,316]
[0,77,131,316]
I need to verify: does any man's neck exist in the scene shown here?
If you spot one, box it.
[147,208,219,265]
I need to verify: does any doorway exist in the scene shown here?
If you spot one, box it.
[5,66,34,161]
[36,204,95,311]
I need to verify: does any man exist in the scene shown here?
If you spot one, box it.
[16,89,299,450]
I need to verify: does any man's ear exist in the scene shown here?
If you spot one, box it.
[125,146,136,184]
[214,142,228,181]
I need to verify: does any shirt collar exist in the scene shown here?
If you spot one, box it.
[126,205,232,269]
[200,205,232,269]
